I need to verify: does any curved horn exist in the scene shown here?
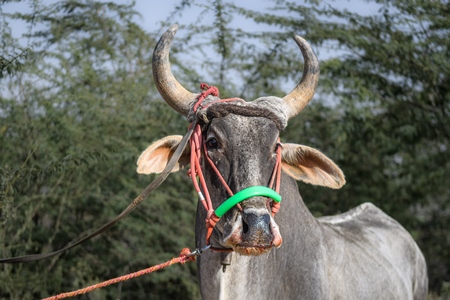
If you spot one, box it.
[152,24,196,116]
[283,36,320,119]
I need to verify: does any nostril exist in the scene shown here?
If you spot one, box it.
[242,219,249,234]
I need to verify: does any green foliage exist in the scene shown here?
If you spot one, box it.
[1,0,449,298]
[0,1,31,78]
[1,1,198,299]
[0,47,29,78]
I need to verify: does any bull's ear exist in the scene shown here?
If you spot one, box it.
[281,143,345,189]
[137,135,190,174]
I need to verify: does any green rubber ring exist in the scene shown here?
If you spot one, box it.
[214,186,282,218]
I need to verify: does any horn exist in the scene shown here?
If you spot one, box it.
[283,36,320,119]
[152,24,196,116]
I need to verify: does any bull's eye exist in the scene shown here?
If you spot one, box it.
[206,138,219,150]
[274,143,280,152]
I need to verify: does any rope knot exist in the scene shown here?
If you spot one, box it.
[192,83,220,115]
[180,248,196,263]
[199,83,219,97]
[205,209,220,245]
[271,202,280,216]
[206,209,219,228]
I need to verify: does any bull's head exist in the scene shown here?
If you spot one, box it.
[137,25,345,256]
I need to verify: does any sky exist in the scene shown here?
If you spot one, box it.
[3,1,276,38]
[3,0,381,50]
[133,0,278,33]
[2,0,381,93]
[132,0,380,34]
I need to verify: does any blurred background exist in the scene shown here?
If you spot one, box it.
[1,0,448,299]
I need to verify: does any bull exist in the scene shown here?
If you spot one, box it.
[137,25,428,300]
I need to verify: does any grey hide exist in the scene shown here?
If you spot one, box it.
[194,115,428,300]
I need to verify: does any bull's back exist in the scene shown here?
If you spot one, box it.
[318,202,428,300]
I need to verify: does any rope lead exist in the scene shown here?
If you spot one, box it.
[42,247,208,300]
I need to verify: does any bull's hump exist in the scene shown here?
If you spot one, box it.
[317,202,394,226]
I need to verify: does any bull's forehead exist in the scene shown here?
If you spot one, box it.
[190,96,289,130]
[206,114,279,147]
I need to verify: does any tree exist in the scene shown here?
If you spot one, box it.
[2,0,449,298]
[0,0,31,78]
[1,1,199,299]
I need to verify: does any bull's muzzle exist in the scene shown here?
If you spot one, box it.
[223,209,283,256]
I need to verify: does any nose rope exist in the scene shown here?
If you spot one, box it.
[270,141,282,215]
[188,84,283,247]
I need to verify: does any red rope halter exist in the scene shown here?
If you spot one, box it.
[188,84,282,246]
